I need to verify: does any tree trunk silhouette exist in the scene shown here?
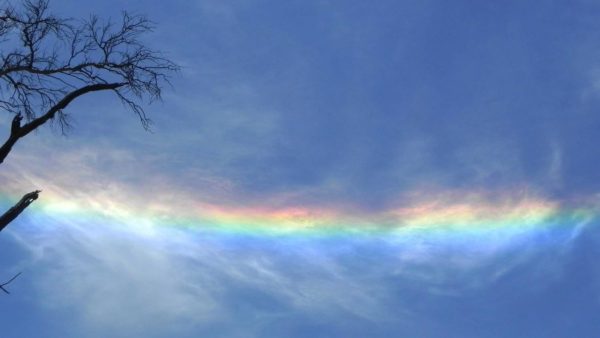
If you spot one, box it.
[0,191,40,232]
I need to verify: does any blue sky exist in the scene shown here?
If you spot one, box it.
[1,1,600,337]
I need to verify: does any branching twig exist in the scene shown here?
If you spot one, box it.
[0,0,179,149]
[0,272,22,294]
[0,0,177,237]
[0,1,177,233]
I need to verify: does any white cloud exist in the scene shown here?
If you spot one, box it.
[8,210,391,336]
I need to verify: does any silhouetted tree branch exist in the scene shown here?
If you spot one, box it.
[0,272,22,294]
[0,82,125,164]
[0,0,177,256]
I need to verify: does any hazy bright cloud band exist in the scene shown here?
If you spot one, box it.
[3,188,595,249]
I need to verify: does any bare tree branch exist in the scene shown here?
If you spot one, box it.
[0,272,22,294]
[0,82,124,164]
[0,1,177,239]
[0,0,178,126]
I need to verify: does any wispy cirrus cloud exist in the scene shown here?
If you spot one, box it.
[2,137,596,337]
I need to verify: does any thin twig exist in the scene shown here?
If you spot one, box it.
[0,272,22,294]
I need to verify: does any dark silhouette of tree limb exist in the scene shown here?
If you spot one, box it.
[0,83,125,164]
[0,0,178,290]
[0,0,178,136]
[0,0,178,235]
[0,190,40,232]
[0,272,22,294]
